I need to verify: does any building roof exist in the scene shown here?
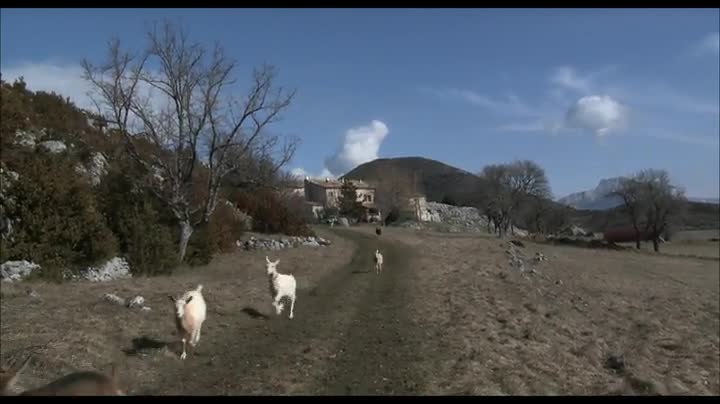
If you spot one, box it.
[304,177,375,190]
[280,180,305,189]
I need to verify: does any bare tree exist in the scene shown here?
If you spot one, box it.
[609,177,646,249]
[611,169,687,252]
[82,22,298,262]
[521,195,553,235]
[636,169,687,252]
[477,160,551,238]
[374,167,415,223]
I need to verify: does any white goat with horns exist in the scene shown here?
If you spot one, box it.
[265,256,297,319]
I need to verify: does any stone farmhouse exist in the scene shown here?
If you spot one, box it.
[282,177,381,222]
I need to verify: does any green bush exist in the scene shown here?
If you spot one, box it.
[1,152,118,280]
[97,165,178,276]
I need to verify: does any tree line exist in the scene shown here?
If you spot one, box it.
[369,159,687,253]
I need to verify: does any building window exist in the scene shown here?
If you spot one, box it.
[364,194,372,202]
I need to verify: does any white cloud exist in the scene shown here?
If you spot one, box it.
[290,167,334,180]
[1,62,94,110]
[551,66,591,93]
[290,167,310,178]
[323,120,389,176]
[496,121,546,133]
[425,88,541,118]
[2,61,177,120]
[564,95,628,136]
[695,32,720,55]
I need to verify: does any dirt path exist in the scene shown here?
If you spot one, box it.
[155,228,425,395]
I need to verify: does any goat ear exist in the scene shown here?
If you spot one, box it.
[274,259,280,265]
[266,256,271,264]
[185,296,193,304]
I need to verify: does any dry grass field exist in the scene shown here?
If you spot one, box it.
[1,226,718,395]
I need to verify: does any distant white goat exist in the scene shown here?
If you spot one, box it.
[168,284,207,360]
[374,249,384,274]
[265,256,297,319]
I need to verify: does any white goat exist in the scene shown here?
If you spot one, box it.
[265,256,297,319]
[168,284,207,360]
[374,249,384,274]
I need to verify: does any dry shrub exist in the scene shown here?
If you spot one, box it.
[230,188,314,237]
[1,152,118,280]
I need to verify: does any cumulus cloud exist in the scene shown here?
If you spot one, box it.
[323,120,389,176]
[695,32,720,55]
[1,62,94,110]
[564,95,628,136]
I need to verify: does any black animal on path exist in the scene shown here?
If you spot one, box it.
[376,226,382,236]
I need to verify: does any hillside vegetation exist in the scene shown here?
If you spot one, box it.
[0,78,310,280]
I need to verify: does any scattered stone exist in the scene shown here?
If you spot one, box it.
[397,201,529,236]
[103,293,126,306]
[127,296,145,309]
[242,235,331,251]
[14,129,38,148]
[338,217,350,227]
[80,257,131,282]
[534,252,547,262]
[506,243,537,273]
[26,288,40,298]
[74,152,108,186]
[37,140,68,154]
[510,240,525,248]
[1,260,40,282]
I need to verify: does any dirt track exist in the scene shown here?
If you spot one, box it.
[158,228,425,395]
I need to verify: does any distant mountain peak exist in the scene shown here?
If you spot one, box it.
[559,176,720,210]
[558,177,625,211]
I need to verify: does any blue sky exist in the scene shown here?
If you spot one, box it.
[2,8,718,198]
